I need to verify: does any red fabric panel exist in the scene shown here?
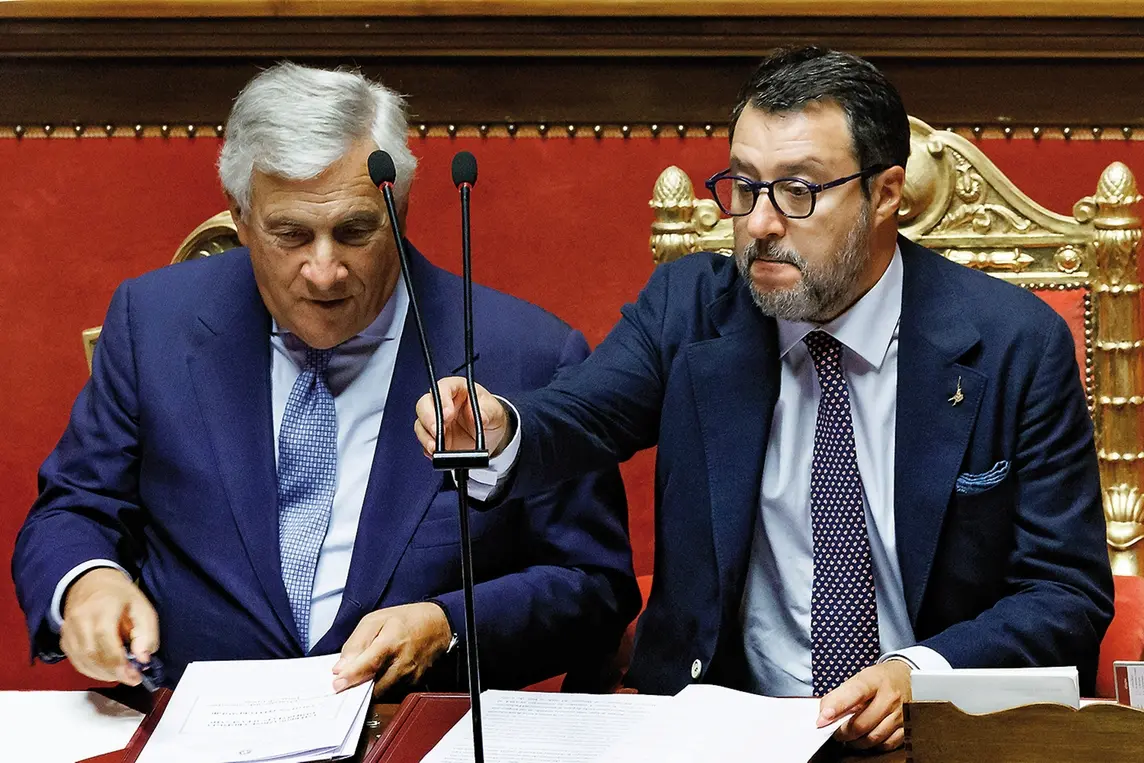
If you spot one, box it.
[1032,288,1088,381]
[1097,575,1144,699]
[0,133,1135,690]
[973,138,1144,217]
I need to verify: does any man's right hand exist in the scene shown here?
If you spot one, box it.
[414,377,510,458]
[60,568,159,686]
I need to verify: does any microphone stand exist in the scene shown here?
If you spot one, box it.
[370,150,487,763]
[434,174,488,763]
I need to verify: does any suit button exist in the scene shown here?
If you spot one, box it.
[691,659,702,679]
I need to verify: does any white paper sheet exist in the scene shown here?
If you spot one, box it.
[136,654,372,763]
[422,690,671,763]
[423,686,842,763]
[911,666,1080,714]
[0,690,144,763]
[596,685,844,763]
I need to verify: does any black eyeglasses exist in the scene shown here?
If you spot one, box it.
[704,165,889,219]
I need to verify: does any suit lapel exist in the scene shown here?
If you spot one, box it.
[186,251,301,652]
[686,278,781,610]
[894,239,985,622]
[324,249,460,645]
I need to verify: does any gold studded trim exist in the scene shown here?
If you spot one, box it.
[2,124,1143,141]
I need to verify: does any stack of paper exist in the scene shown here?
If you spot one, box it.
[137,655,372,763]
[911,666,1080,714]
[423,685,844,763]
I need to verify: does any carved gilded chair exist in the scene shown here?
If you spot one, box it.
[81,211,240,369]
[650,116,1144,580]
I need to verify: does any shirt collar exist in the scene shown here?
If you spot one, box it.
[271,276,407,351]
[776,244,903,369]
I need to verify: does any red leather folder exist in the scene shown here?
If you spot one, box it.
[363,692,470,763]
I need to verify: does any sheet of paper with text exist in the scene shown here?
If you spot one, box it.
[136,654,371,763]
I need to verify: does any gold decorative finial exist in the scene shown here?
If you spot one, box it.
[649,166,699,265]
[651,166,695,212]
[1096,162,1142,214]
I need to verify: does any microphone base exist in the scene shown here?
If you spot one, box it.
[433,450,491,470]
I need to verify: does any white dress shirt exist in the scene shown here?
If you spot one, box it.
[51,276,510,649]
[741,247,948,696]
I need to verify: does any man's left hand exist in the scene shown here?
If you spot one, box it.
[817,660,912,752]
[332,602,453,698]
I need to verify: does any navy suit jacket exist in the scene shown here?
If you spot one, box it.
[14,245,639,689]
[505,237,1113,695]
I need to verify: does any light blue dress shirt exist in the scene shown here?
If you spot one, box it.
[741,247,948,696]
[270,280,408,647]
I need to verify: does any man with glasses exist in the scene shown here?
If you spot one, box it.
[414,47,1112,751]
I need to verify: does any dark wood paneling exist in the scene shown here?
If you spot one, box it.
[4,0,1143,20]
[1,16,1142,126]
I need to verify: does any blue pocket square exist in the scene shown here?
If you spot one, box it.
[955,460,1010,495]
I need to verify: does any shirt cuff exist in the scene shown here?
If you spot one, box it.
[465,396,521,502]
[50,560,131,632]
[880,645,951,672]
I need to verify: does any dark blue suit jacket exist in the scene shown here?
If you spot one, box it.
[505,237,1113,695]
[14,245,639,689]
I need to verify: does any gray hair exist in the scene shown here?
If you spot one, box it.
[218,62,417,215]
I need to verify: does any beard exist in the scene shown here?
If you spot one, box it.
[735,204,872,323]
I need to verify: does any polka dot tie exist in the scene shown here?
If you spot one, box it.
[277,347,337,652]
[804,331,880,697]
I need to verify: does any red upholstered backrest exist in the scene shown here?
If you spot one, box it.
[0,133,1139,690]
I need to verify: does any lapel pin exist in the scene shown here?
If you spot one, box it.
[948,376,964,406]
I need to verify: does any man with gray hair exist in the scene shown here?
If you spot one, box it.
[13,62,639,697]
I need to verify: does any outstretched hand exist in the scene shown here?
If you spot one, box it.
[333,603,453,698]
[817,660,912,751]
[414,377,510,458]
[60,568,160,686]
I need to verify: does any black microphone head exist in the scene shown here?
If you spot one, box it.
[367,149,397,187]
[451,151,478,188]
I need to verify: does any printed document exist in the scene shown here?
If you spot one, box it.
[137,654,372,763]
[422,691,670,762]
[424,685,844,762]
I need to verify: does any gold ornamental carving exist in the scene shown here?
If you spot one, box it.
[649,166,726,264]
[648,116,1144,576]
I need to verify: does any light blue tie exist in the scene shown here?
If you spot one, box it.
[278,347,337,652]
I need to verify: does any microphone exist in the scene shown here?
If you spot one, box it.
[451,151,484,456]
[451,150,478,188]
[369,149,488,763]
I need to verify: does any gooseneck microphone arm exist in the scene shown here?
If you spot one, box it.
[368,149,487,763]
[453,150,485,455]
[366,150,446,454]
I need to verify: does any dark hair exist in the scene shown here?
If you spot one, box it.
[730,47,910,186]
